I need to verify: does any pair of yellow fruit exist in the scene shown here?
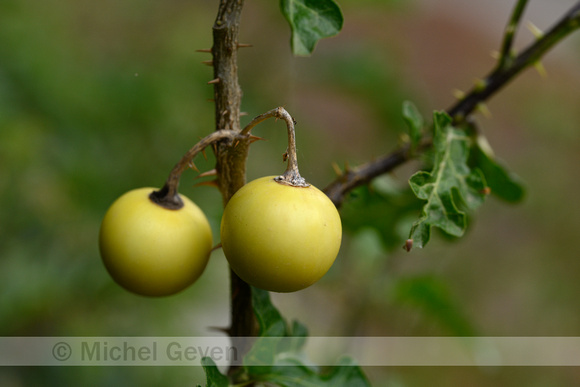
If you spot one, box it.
[98,176,342,297]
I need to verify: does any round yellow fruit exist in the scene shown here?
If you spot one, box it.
[220,176,342,292]
[99,188,213,296]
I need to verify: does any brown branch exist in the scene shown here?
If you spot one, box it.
[323,1,580,207]
[323,141,430,207]
[210,0,259,377]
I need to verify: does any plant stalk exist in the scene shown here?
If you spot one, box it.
[210,0,258,376]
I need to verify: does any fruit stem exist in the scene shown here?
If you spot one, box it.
[241,107,310,188]
[150,129,248,210]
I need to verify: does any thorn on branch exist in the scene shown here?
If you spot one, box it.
[196,48,212,53]
[201,60,214,66]
[237,43,253,48]
[344,160,351,173]
[331,162,343,177]
[188,161,199,172]
[534,61,547,77]
[207,326,229,335]
[248,135,265,143]
[527,21,544,39]
[476,103,492,118]
[453,89,466,100]
[208,78,221,84]
[474,78,487,92]
[197,169,218,179]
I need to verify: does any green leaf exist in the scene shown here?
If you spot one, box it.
[252,287,287,337]
[470,139,525,203]
[280,0,343,56]
[242,287,370,387]
[402,100,423,146]
[408,111,487,248]
[245,288,307,375]
[201,357,229,387]
[251,357,371,387]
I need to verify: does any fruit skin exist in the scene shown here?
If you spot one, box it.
[99,188,213,297]
[220,176,342,292]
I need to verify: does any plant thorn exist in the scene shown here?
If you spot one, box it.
[331,162,343,177]
[534,61,547,78]
[399,133,411,145]
[344,161,351,172]
[197,169,218,179]
[453,89,465,100]
[249,135,265,143]
[207,78,221,84]
[240,111,249,117]
[207,98,215,102]
[237,43,253,48]
[476,102,492,118]
[474,78,487,92]
[208,326,229,334]
[196,48,212,53]
[201,148,208,160]
[527,21,544,39]
[201,60,214,66]
[188,161,199,172]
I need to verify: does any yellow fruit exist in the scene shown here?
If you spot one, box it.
[220,176,342,292]
[99,188,213,296]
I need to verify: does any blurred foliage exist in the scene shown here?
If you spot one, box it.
[2,0,580,386]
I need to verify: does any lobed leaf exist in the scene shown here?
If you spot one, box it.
[241,287,370,386]
[201,357,229,387]
[408,111,487,248]
[280,0,343,56]
[251,357,370,387]
[469,140,525,203]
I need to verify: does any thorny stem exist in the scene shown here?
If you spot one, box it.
[324,1,580,207]
[210,0,258,377]
[497,0,529,70]
[242,107,309,187]
[149,130,246,209]
[449,1,580,122]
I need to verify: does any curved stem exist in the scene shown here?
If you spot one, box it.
[149,130,245,209]
[323,1,580,207]
[242,107,309,187]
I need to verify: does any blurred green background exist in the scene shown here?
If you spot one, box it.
[2,0,580,385]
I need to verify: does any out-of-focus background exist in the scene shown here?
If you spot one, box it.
[2,0,580,385]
